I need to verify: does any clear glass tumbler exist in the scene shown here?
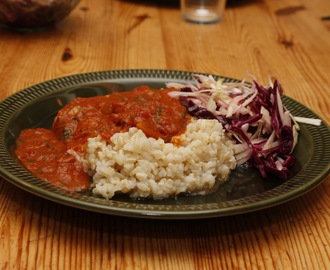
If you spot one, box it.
[181,0,227,24]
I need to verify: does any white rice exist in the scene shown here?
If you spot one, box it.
[72,119,236,199]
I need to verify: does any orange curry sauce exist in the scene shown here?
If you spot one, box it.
[15,86,191,191]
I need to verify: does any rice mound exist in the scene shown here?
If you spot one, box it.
[78,119,236,200]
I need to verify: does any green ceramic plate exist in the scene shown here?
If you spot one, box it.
[0,70,329,219]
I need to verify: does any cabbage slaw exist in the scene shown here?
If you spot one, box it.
[167,74,321,180]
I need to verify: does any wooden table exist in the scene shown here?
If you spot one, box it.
[1,0,329,269]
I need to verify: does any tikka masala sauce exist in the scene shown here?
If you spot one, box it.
[15,86,191,191]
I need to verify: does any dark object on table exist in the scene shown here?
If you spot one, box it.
[0,0,81,31]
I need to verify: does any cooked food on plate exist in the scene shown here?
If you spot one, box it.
[15,74,300,200]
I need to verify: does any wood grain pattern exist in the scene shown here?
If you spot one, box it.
[0,0,329,269]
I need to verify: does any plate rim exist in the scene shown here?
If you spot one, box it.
[1,69,329,219]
